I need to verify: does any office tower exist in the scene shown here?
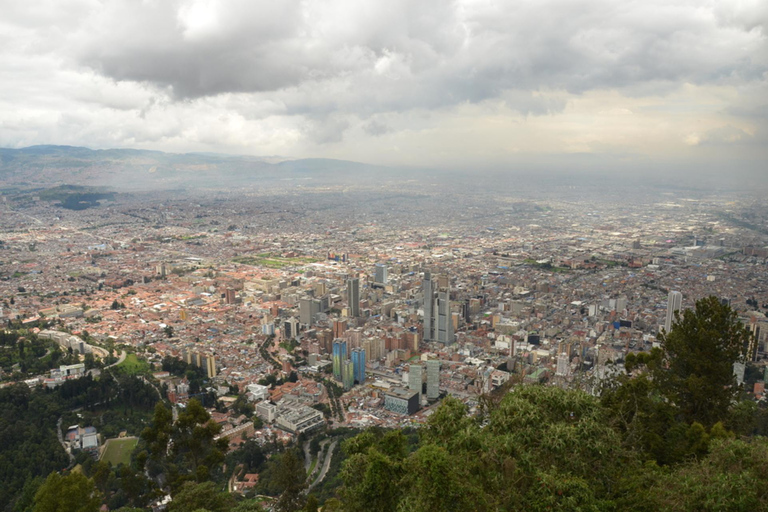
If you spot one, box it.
[284,317,300,339]
[225,288,236,304]
[347,278,360,317]
[426,359,440,400]
[341,359,355,390]
[408,363,423,397]
[351,347,366,384]
[374,263,388,285]
[616,297,627,313]
[665,291,683,332]
[435,291,454,344]
[422,271,434,341]
[332,340,347,380]
[300,297,321,326]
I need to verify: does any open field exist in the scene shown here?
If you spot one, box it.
[116,353,150,375]
[101,437,138,466]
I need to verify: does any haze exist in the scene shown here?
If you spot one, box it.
[1,0,767,176]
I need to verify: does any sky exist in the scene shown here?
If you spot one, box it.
[1,0,767,173]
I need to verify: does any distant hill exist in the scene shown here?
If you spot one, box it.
[0,145,395,192]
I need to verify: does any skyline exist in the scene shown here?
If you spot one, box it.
[1,1,767,174]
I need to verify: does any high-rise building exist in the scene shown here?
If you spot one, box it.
[435,291,454,344]
[347,278,360,318]
[341,359,355,390]
[351,347,366,384]
[408,363,423,397]
[426,359,440,400]
[300,297,321,326]
[333,318,348,339]
[422,271,434,341]
[284,317,300,339]
[374,263,388,286]
[665,291,683,333]
[332,340,347,380]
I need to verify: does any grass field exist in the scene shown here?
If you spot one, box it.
[117,353,150,375]
[101,437,138,466]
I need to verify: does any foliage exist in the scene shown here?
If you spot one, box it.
[32,472,101,512]
[167,481,234,512]
[658,296,751,426]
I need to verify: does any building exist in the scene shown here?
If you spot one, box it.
[256,401,277,423]
[300,297,321,326]
[422,271,434,341]
[555,353,570,377]
[408,363,422,397]
[426,359,440,400]
[341,359,355,390]
[435,290,454,344]
[247,383,270,401]
[202,355,217,378]
[351,347,366,384]
[347,278,360,318]
[275,404,324,434]
[383,387,420,415]
[374,263,388,286]
[332,340,347,380]
[284,317,300,339]
[665,291,683,332]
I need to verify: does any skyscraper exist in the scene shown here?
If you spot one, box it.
[374,263,388,286]
[347,277,360,317]
[426,359,440,400]
[341,359,355,390]
[665,291,683,332]
[351,347,366,383]
[422,271,434,341]
[300,297,321,326]
[408,363,423,398]
[332,339,347,380]
[435,290,454,344]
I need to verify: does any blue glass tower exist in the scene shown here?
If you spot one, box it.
[332,340,347,380]
[351,347,366,384]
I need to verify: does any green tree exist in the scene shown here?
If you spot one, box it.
[167,481,234,512]
[658,296,751,426]
[171,399,228,484]
[273,449,307,512]
[32,472,101,512]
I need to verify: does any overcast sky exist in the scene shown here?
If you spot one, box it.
[1,0,766,172]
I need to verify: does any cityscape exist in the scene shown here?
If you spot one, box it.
[1,0,767,511]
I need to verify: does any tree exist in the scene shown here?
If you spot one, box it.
[32,472,102,512]
[273,449,307,512]
[167,481,234,512]
[171,399,228,484]
[658,296,751,426]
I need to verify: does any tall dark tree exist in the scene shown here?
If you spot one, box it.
[658,296,751,426]
[273,449,307,512]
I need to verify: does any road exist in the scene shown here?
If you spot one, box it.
[104,350,127,369]
[308,440,337,491]
[56,417,75,468]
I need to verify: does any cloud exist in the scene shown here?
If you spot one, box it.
[0,0,766,169]
[69,1,768,110]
